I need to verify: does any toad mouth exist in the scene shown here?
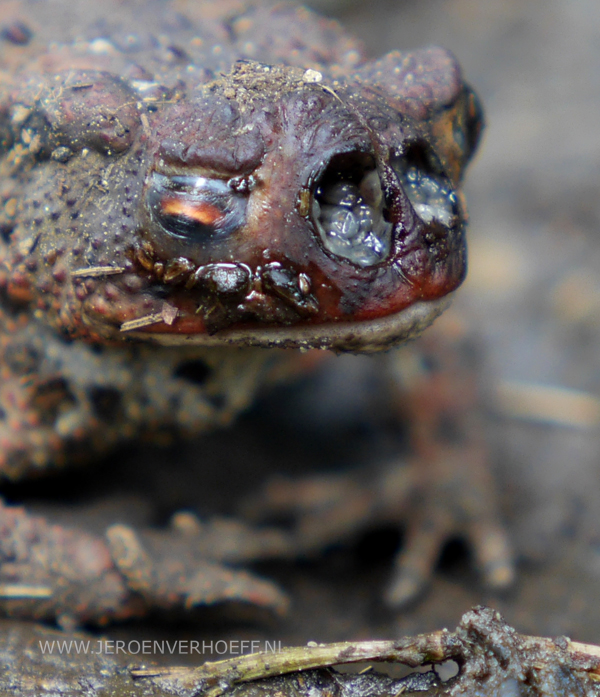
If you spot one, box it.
[118,296,451,353]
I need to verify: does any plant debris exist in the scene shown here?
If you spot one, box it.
[2,608,599,696]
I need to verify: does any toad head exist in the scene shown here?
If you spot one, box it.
[1,47,482,352]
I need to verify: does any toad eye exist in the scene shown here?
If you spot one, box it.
[147,172,247,241]
[392,143,458,228]
[311,153,393,268]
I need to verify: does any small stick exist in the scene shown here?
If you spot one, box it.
[120,313,164,332]
[131,633,451,697]
[72,266,126,278]
[0,584,53,598]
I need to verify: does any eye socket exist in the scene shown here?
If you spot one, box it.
[392,143,458,228]
[147,172,247,241]
[311,152,393,268]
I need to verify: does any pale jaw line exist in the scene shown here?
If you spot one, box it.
[125,296,452,353]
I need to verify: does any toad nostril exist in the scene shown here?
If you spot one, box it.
[174,359,212,386]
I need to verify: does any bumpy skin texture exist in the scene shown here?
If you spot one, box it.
[0,0,484,625]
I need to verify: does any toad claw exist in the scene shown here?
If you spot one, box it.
[474,527,515,590]
[383,448,515,608]
[386,527,514,608]
[246,450,514,609]
[106,521,291,615]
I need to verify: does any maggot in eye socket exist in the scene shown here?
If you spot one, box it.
[147,172,248,241]
[312,155,393,268]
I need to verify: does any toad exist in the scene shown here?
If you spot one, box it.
[0,0,511,626]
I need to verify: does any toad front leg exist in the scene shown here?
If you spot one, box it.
[0,311,296,625]
[384,320,514,605]
[0,500,293,627]
[247,317,514,607]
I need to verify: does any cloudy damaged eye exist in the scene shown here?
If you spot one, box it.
[148,172,247,241]
[392,143,458,228]
[312,153,393,268]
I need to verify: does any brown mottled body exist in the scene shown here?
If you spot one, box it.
[0,0,497,625]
